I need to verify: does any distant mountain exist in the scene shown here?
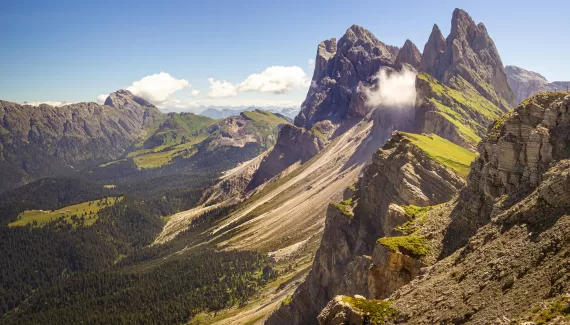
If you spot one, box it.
[506,65,570,104]
[0,90,165,192]
[199,106,299,120]
[199,107,245,119]
[0,90,290,192]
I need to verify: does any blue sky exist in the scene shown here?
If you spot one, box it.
[1,0,569,109]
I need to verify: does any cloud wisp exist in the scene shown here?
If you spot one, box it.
[361,67,417,109]
[207,78,238,98]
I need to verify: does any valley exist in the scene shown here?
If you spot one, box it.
[1,4,569,325]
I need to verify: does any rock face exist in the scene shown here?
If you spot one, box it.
[419,24,446,77]
[386,92,570,324]
[0,90,164,191]
[443,92,570,255]
[295,25,397,128]
[421,9,514,111]
[394,40,422,71]
[247,123,326,189]
[266,132,467,325]
[506,65,570,104]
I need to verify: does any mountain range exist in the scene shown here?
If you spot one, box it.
[1,7,569,325]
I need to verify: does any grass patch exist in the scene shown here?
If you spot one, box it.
[534,296,570,324]
[341,296,397,324]
[241,110,290,126]
[396,205,433,234]
[377,235,428,257]
[9,197,123,228]
[402,132,476,177]
[282,295,292,306]
[330,199,354,218]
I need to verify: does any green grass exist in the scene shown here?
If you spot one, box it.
[282,295,292,306]
[377,235,428,257]
[241,110,289,126]
[341,296,397,324]
[417,73,507,145]
[534,296,570,324]
[9,196,123,227]
[330,199,354,218]
[402,132,476,177]
[396,205,433,234]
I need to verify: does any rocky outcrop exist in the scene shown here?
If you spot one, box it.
[421,9,514,111]
[506,65,570,104]
[247,123,327,189]
[394,40,422,71]
[295,25,397,128]
[387,96,570,323]
[0,90,164,191]
[443,92,570,255]
[316,92,570,325]
[419,24,446,77]
[266,131,467,325]
[318,295,397,325]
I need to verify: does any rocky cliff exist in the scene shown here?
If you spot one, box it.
[253,24,404,193]
[394,40,422,71]
[0,90,164,191]
[415,9,514,150]
[267,131,472,325]
[295,25,397,128]
[506,65,570,104]
[421,9,514,111]
[317,92,570,325]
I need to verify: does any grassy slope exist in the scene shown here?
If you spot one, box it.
[402,132,476,177]
[418,73,506,146]
[9,196,123,227]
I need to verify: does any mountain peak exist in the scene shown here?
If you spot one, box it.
[395,39,422,70]
[419,24,446,76]
[424,9,514,110]
[104,89,155,108]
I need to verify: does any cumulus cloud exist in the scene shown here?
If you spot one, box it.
[96,94,109,104]
[207,78,238,98]
[237,66,309,94]
[190,89,200,96]
[362,67,417,108]
[126,72,191,105]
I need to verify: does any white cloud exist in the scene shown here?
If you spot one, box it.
[190,89,200,96]
[126,72,191,105]
[361,67,417,108]
[237,66,309,94]
[207,78,238,98]
[23,101,73,107]
[308,59,315,67]
[96,94,109,104]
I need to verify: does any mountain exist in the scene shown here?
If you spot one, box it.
[199,107,245,119]
[506,65,570,104]
[317,91,570,325]
[421,9,514,110]
[414,9,515,150]
[394,39,422,70]
[0,90,289,192]
[5,6,569,325]
[84,108,290,185]
[0,90,165,192]
[266,8,521,324]
[199,106,299,120]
